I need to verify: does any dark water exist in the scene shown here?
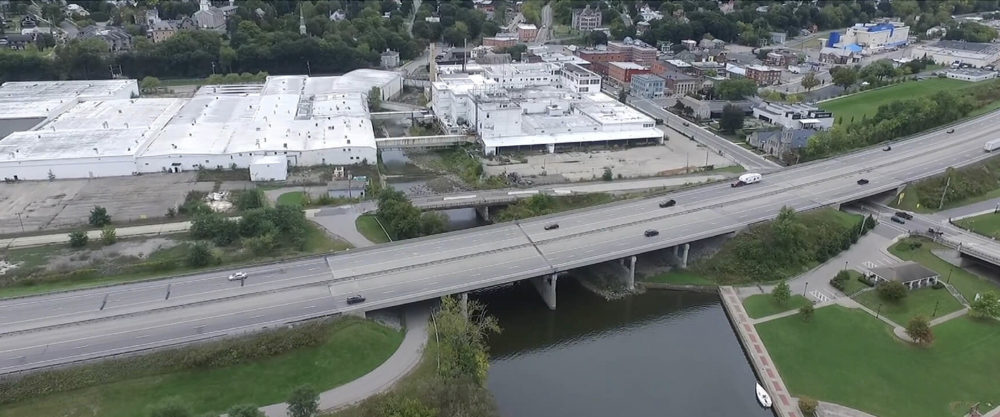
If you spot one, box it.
[387,179,487,231]
[476,279,774,417]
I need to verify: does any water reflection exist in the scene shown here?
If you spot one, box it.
[477,279,774,417]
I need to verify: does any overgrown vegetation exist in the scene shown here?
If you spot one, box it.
[375,188,448,240]
[0,318,402,417]
[897,157,1000,211]
[338,296,501,417]
[693,208,874,284]
[436,147,507,189]
[494,193,615,222]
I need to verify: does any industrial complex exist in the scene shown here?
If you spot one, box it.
[0,69,402,181]
[430,62,663,155]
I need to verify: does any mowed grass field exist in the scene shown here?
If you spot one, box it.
[821,78,973,125]
[757,305,1000,417]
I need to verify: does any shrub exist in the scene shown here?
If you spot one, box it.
[799,303,815,321]
[234,189,266,211]
[286,384,320,417]
[877,280,908,302]
[799,396,819,416]
[859,275,875,287]
[68,230,88,248]
[166,207,177,218]
[227,405,265,417]
[829,278,845,291]
[89,205,111,227]
[932,281,945,290]
[100,226,117,245]
[186,243,213,267]
[602,167,613,181]
[772,281,791,306]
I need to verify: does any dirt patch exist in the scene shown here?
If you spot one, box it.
[46,238,181,272]
[0,260,16,275]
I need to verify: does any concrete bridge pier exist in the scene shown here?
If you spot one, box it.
[680,243,690,268]
[475,206,491,222]
[616,256,637,290]
[531,273,559,310]
[460,292,468,318]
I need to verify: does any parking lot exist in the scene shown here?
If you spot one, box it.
[0,173,213,235]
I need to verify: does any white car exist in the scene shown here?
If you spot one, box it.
[228,272,248,281]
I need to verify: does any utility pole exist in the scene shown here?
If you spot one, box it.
[938,176,951,209]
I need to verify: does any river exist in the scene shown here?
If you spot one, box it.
[475,279,774,417]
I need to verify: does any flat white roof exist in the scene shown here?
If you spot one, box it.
[609,61,646,70]
[0,79,137,101]
[0,99,71,120]
[518,24,537,30]
[0,128,148,161]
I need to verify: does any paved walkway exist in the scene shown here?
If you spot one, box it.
[259,304,430,417]
[817,400,879,417]
[311,203,378,248]
[719,286,802,417]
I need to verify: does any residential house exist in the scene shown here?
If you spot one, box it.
[572,5,602,32]
[819,47,859,64]
[868,262,939,290]
[79,25,132,52]
[765,50,799,68]
[381,49,400,69]
[745,65,781,86]
[0,33,41,50]
[517,24,538,42]
[630,73,665,98]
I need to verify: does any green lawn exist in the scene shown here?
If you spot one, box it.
[852,287,963,325]
[890,238,1000,302]
[839,270,870,296]
[757,306,1000,417]
[276,191,308,206]
[0,223,350,299]
[821,78,973,125]
[356,214,391,244]
[742,294,811,319]
[0,318,403,417]
[955,212,1000,239]
[642,270,716,286]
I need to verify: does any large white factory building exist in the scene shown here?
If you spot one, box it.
[0,70,401,181]
[430,62,662,155]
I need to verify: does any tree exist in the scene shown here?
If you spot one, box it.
[772,281,791,306]
[971,291,1000,319]
[101,226,117,245]
[798,396,819,416]
[799,303,814,321]
[286,384,319,417]
[359,394,437,417]
[149,398,193,417]
[235,189,266,211]
[719,104,745,134]
[226,405,265,417]
[906,315,934,345]
[89,206,112,227]
[435,295,500,384]
[800,72,820,91]
[715,78,758,100]
[368,86,382,111]
[69,230,89,248]
[186,242,213,267]
[587,30,608,46]
[830,66,858,89]
[140,76,161,94]
[420,212,448,236]
[877,280,908,302]
[602,167,613,181]
[443,21,469,46]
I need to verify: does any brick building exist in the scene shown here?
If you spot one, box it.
[745,65,781,86]
[608,62,649,85]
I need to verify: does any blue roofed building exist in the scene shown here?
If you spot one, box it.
[827,21,909,54]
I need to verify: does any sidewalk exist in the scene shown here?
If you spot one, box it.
[259,304,430,417]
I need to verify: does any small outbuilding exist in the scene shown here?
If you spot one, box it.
[868,261,940,290]
[249,155,287,182]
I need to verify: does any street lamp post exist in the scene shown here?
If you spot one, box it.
[803,281,809,297]
[932,300,940,317]
[947,265,954,284]
[876,303,883,320]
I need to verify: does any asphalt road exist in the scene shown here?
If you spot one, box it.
[3,112,1000,373]
[629,97,783,172]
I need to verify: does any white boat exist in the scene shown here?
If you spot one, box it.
[756,382,773,408]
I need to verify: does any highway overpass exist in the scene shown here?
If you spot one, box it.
[2,111,1000,374]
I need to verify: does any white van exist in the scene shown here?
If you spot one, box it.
[732,173,762,187]
[985,139,1000,152]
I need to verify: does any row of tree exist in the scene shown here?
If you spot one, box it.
[375,188,448,240]
[189,204,310,252]
[696,208,875,284]
[801,89,976,161]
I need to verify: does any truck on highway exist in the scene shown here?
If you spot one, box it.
[731,173,762,188]
[985,139,1000,152]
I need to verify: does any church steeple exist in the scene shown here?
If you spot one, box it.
[200,0,210,12]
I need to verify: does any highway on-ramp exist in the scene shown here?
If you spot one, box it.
[2,112,1000,374]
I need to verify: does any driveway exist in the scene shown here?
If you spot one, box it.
[311,202,377,248]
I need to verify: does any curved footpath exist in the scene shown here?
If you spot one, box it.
[259,304,431,416]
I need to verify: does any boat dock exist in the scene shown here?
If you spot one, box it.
[719,286,802,417]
